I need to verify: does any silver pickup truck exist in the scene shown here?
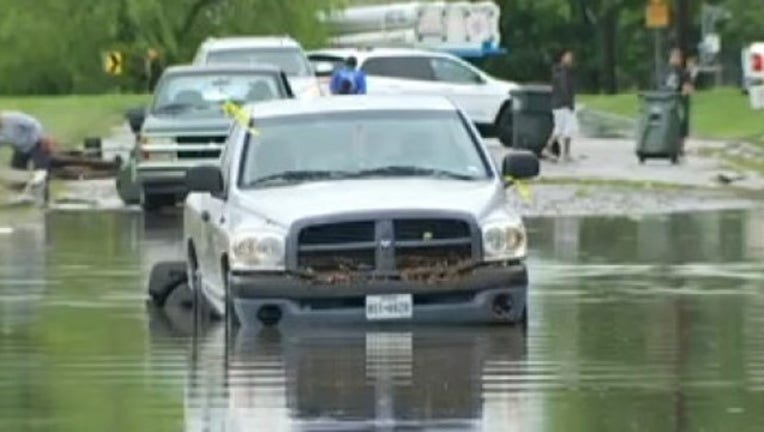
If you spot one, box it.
[182,96,539,329]
[117,64,293,211]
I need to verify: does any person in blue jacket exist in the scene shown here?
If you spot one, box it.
[329,56,367,95]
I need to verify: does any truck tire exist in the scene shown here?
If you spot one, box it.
[224,272,240,329]
[141,192,175,212]
[83,137,102,159]
[495,104,513,147]
[116,160,141,206]
[148,261,188,308]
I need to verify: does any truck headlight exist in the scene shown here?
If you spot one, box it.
[139,136,176,162]
[482,223,527,261]
[230,232,286,270]
[139,136,175,146]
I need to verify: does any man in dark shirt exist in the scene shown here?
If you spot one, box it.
[543,49,577,162]
[664,48,694,156]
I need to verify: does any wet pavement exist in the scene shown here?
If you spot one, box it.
[2,209,764,431]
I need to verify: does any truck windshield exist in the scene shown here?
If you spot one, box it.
[206,48,312,77]
[152,72,283,114]
[238,110,492,188]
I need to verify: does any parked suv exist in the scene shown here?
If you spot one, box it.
[194,36,322,99]
[117,64,293,210]
[308,48,518,143]
[182,96,538,328]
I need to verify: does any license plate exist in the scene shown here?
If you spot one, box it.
[365,294,413,321]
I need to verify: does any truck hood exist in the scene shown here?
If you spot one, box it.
[230,178,509,229]
[142,113,232,136]
[488,77,520,95]
[289,76,322,99]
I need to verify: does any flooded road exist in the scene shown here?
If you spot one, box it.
[1,209,764,431]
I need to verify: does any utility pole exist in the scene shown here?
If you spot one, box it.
[676,0,690,66]
[646,0,670,88]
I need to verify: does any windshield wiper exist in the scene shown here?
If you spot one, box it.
[351,165,479,181]
[247,170,353,186]
[153,102,196,114]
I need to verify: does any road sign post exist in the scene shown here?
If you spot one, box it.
[646,0,670,88]
[103,51,123,76]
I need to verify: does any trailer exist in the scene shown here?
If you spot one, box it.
[319,1,503,58]
[742,42,764,109]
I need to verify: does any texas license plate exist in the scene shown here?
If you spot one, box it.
[365,294,413,321]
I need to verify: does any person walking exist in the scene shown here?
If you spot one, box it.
[329,56,367,95]
[144,49,164,93]
[543,49,577,162]
[664,48,694,157]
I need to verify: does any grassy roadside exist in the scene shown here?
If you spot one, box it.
[580,87,764,147]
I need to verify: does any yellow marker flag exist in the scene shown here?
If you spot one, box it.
[222,101,260,136]
[504,177,533,203]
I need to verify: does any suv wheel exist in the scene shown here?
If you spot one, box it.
[141,191,175,212]
[495,105,514,147]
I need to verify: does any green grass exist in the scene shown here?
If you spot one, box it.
[1,94,149,148]
[581,87,764,147]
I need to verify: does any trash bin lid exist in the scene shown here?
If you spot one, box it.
[638,90,681,100]
[511,84,552,95]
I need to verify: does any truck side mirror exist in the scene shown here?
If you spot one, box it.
[186,165,224,195]
[502,150,539,184]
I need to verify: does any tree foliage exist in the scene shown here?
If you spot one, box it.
[0,0,760,95]
[0,0,337,94]
[480,0,762,93]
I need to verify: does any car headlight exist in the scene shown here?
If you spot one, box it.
[230,232,286,270]
[482,223,527,262]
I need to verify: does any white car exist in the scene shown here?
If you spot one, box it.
[308,48,518,142]
[182,95,538,328]
[193,36,322,99]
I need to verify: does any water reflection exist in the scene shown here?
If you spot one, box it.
[146,303,530,432]
[0,210,46,332]
[2,208,764,431]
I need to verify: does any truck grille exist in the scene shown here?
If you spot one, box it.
[176,135,226,159]
[295,218,476,280]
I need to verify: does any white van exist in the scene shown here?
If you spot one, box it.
[193,36,323,99]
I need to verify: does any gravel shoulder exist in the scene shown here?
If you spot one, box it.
[486,137,764,217]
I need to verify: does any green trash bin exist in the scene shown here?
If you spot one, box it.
[505,85,554,155]
[636,91,683,164]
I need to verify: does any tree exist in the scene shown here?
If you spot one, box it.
[0,0,338,94]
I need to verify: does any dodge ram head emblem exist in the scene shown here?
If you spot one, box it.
[379,239,393,249]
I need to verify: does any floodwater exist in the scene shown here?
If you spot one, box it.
[1,209,764,431]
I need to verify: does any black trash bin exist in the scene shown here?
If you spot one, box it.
[503,85,553,155]
[635,91,683,164]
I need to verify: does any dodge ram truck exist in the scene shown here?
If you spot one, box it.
[182,96,538,328]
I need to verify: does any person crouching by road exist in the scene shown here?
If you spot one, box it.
[0,111,55,200]
[543,49,577,162]
[330,56,367,95]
